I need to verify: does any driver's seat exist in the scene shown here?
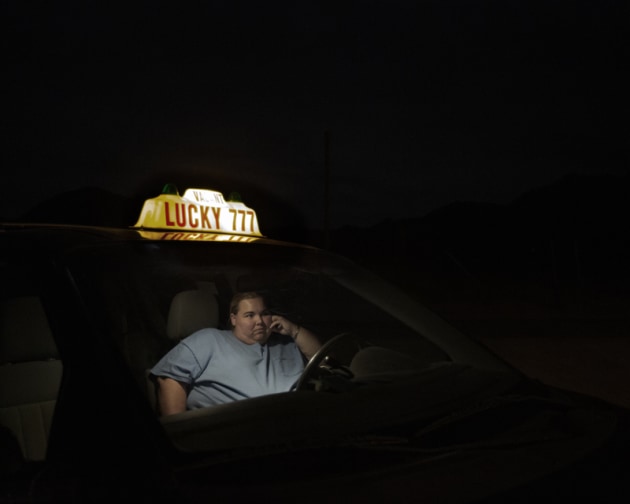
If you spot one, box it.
[166,285,221,341]
[146,283,221,411]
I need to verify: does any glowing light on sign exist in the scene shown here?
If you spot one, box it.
[132,185,263,237]
[136,231,260,242]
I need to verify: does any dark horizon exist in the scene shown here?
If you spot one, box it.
[11,171,629,312]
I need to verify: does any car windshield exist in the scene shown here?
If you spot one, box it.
[67,239,519,455]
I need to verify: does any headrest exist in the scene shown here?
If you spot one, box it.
[166,288,220,341]
[0,296,59,363]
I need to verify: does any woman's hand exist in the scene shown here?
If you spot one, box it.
[270,315,300,339]
[270,315,321,359]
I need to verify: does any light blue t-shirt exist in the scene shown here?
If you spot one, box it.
[151,329,305,409]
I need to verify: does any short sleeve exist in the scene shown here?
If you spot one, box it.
[150,340,204,385]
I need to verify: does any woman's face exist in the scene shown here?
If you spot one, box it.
[230,296,273,345]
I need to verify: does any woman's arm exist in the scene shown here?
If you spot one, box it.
[270,315,322,360]
[156,376,188,416]
[291,325,321,360]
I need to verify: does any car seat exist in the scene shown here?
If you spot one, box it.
[146,283,221,412]
[166,283,221,341]
[0,296,62,463]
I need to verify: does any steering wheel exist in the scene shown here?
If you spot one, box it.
[293,332,367,391]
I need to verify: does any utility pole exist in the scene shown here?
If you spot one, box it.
[323,130,331,249]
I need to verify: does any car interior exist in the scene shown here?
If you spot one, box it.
[65,243,454,424]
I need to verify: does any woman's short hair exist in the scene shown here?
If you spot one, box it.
[229,291,265,317]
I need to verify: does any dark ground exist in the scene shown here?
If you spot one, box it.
[350,256,630,411]
[433,304,630,410]
[323,174,630,410]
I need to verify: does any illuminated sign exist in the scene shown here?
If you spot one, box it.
[136,231,260,243]
[133,186,263,237]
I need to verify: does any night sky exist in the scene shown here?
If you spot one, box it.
[5,1,628,230]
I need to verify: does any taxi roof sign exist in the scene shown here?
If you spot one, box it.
[132,186,263,237]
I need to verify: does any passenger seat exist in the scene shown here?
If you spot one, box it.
[0,297,63,463]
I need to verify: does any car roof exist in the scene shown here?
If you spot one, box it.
[0,221,316,255]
